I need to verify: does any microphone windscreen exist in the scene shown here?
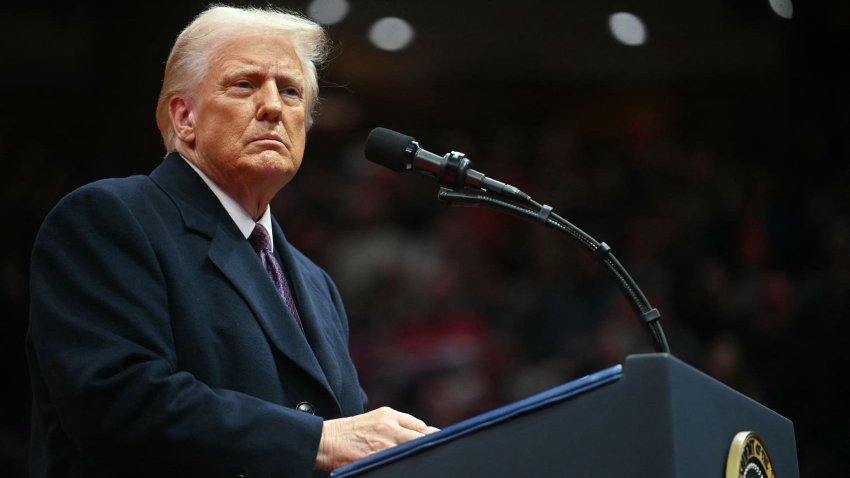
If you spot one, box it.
[364,127,415,171]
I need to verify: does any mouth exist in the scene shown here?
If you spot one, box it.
[252,134,286,145]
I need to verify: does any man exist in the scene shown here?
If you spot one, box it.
[27,6,436,477]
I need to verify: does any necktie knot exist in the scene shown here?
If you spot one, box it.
[249,224,273,253]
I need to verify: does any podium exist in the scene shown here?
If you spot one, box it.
[331,354,798,478]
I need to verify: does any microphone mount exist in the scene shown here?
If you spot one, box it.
[406,140,473,189]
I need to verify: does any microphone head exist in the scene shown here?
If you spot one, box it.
[364,127,416,172]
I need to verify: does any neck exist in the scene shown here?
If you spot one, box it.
[177,147,278,221]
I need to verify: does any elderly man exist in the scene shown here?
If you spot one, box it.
[27,6,436,478]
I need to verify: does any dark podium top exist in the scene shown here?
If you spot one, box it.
[331,353,798,478]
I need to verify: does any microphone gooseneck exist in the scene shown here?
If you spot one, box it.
[362,126,671,355]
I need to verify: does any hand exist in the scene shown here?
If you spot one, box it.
[315,406,440,472]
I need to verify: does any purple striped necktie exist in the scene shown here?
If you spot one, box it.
[248,224,303,331]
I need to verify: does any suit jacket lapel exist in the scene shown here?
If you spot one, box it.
[271,220,344,409]
[208,224,337,400]
[150,153,333,398]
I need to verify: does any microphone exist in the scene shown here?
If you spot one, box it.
[364,127,531,202]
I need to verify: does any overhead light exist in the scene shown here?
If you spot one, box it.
[768,0,793,19]
[608,12,648,47]
[307,0,350,26]
[369,17,415,51]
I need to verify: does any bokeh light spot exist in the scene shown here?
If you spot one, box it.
[608,12,648,47]
[369,17,415,51]
[768,0,793,19]
[307,0,350,26]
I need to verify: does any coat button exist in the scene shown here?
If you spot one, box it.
[296,401,315,415]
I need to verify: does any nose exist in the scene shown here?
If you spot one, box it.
[256,80,283,123]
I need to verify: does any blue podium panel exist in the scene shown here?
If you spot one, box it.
[331,354,798,478]
[331,363,623,477]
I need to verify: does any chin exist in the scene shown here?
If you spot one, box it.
[248,152,300,181]
[251,150,297,169]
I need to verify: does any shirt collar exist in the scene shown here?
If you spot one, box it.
[181,155,274,252]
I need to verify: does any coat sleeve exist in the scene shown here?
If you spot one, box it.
[28,181,325,478]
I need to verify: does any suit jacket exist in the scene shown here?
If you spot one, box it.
[27,152,367,478]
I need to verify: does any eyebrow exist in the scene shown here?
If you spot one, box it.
[222,64,305,85]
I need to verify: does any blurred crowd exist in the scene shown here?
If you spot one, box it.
[2,93,849,477]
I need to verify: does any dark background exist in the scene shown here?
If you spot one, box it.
[2,0,849,475]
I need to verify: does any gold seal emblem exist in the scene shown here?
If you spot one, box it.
[726,431,776,478]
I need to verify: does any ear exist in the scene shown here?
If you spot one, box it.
[168,95,196,144]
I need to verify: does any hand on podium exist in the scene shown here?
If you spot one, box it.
[316,407,440,471]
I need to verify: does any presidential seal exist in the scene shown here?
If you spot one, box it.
[725,431,776,478]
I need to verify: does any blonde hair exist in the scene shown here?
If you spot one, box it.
[155,5,329,151]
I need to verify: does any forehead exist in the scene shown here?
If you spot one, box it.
[208,34,304,78]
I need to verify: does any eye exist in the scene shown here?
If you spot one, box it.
[233,80,253,90]
[280,86,302,98]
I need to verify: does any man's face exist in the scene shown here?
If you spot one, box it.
[188,34,307,201]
